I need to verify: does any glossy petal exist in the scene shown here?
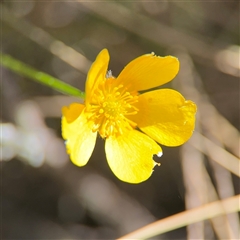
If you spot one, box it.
[132,89,197,146]
[117,53,179,91]
[62,103,85,124]
[105,130,162,183]
[62,108,97,166]
[85,49,109,102]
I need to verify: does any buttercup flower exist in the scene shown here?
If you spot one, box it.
[62,49,196,183]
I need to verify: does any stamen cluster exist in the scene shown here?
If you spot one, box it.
[86,77,138,138]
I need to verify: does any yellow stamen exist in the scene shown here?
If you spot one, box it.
[86,77,138,138]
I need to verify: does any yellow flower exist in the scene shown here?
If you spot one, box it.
[62,49,196,184]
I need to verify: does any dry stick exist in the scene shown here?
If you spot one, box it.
[191,132,240,177]
[180,131,234,239]
[209,159,240,238]
[175,52,239,158]
[182,140,237,239]
[78,1,227,65]
[174,1,237,32]
[176,52,239,238]
[199,101,240,158]
[181,142,207,239]
[174,52,239,177]
[191,132,240,238]
[1,6,91,74]
[117,195,240,240]
[175,54,240,176]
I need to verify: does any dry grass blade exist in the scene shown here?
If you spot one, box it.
[181,142,237,239]
[176,50,239,238]
[78,1,228,64]
[181,141,206,239]
[175,51,240,158]
[1,6,91,74]
[191,132,240,177]
[117,195,240,240]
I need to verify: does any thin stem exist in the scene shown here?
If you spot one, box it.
[190,132,240,177]
[117,195,240,240]
[1,53,85,99]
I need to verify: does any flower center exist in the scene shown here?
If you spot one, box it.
[86,77,138,138]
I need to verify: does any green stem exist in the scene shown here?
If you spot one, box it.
[0,53,85,99]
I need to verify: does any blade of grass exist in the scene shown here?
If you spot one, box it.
[1,6,91,74]
[191,132,240,177]
[78,1,226,64]
[117,195,240,240]
[181,142,236,239]
[176,50,239,238]
[1,53,85,99]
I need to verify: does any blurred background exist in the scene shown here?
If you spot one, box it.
[1,1,239,239]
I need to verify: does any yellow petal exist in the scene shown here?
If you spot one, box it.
[132,89,197,146]
[116,53,179,91]
[85,49,109,101]
[62,110,97,166]
[105,130,162,184]
[62,103,85,124]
